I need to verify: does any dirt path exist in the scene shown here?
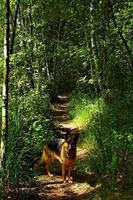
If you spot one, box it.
[35,96,98,200]
[35,95,96,200]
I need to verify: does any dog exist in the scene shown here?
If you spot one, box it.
[34,134,79,183]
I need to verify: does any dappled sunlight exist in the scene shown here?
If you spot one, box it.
[21,170,101,200]
[69,98,105,130]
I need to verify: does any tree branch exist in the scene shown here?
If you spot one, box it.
[108,0,133,71]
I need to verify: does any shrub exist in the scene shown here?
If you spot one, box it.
[5,89,55,185]
[68,90,133,185]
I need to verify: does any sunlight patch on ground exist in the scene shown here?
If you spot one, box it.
[34,174,101,200]
[77,147,89,160]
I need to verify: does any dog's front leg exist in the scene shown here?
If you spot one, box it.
[62,164,66,183]
[55,155,62,164]
[67,166,73,183]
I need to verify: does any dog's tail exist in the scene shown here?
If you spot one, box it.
[34,156,45,169]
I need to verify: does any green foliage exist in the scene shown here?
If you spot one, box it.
[5,89,54,184]
[68,90,133,185]
[0,98,1,135]
[0,63,2,134]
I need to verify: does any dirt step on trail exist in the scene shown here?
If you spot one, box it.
[53,109,67,116]
[53,95,80,138]
[54,95,68,104]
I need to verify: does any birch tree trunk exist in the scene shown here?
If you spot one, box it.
[0,0,10,179]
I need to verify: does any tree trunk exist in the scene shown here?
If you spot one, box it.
[0,0,10,181]
[108,0,133,71]
[10,0,20,54]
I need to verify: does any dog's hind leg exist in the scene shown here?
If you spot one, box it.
[44,161,53,177]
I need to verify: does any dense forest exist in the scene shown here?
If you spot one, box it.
[0,0,133,199]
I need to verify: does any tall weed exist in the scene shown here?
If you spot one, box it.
[68,91,133,185]
[5,89,54,185]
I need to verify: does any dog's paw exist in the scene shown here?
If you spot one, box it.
[66,176,73,181]
[68,179,73,184]
[48,173,53,177]
[63,180,67,184]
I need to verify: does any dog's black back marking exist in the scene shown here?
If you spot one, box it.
[47,138,65,156]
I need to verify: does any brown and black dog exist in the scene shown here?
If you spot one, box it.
[34,134,79,183]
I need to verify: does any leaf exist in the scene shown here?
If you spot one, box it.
[111,154,118,173]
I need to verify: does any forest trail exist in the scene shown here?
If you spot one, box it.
[53,95,81,138]
[33,95,97,200]
[12,96,100,200]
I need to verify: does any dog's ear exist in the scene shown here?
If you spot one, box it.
[67,133,79,144]
[66,136,72,143]
[57,131,68,139]
[57,130,71,140]
[73,133,79,144]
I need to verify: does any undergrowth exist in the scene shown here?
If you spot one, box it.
[5,89,55,187]
[68,91,133,187]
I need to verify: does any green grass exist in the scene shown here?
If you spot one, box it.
[68,94,105,130]
[68,91,133,188]
[0,86,2,135]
